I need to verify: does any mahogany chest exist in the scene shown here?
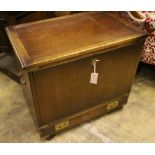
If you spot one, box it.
[6,12,146,139]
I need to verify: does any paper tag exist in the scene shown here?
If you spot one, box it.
[90,73,98,84]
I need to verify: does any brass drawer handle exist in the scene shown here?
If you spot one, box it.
[107,101,118,110]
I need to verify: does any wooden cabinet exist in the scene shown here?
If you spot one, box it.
[6,12,146,139]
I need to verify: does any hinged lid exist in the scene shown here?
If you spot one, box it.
[6,12,146,71]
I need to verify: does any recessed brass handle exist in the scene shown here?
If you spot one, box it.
[107,101,118,110]
[55,120,69,131]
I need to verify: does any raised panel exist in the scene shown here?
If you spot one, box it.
[32,43,141,125]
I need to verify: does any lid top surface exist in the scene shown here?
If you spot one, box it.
[7,12,145,69]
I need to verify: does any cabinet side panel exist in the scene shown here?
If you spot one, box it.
[21,71,42,127]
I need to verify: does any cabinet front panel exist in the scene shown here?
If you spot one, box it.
[33,43,141,125]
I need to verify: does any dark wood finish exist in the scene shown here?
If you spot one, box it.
[33,43,141,126]
[0,15,10,53]
[0,11,75,53]
[6,12,145,71]
[0,11,73,82]
[0,11,53,82]
[6,12,146,139]
[54,11,72,17]
[0,11,54,53]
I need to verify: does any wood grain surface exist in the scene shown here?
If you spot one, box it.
[5,12,146,138]
[6,12,146,71]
